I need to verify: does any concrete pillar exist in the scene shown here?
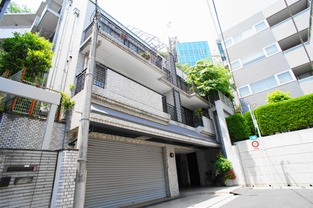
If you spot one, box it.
[163,147,179,197]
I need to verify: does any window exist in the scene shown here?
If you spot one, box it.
[238,86,251,97]
[277,71,293,84]
[242,52,266,66]
[264,44,279,56]
[94,65,106,88]
[255,21,267,32]
[231,60,242,70]
[225,38,233,48]
[233,34,243,43]
[250,76,278,93]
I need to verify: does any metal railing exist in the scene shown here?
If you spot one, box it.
[163,103,203,128]
[82,15,163,70]
[74,65,106,95]
[81,14,205,96]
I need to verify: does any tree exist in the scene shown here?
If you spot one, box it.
[266,90,292,103]
[0,32,53,83]
[7,2,32,13]
[176,62,190,71]
[184,59,234,98]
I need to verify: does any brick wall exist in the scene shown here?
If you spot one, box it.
[0,112,66,150]
[0,149,58,207]
[51,149,78,208]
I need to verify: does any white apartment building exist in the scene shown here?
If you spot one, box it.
[222,0,313,111]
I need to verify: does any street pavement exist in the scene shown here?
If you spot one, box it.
[145,187,313,208]
[221,187,313,208]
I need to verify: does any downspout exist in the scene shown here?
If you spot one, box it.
[60,7,80,92]
[49,0,72,89]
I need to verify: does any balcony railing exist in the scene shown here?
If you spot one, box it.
[82,14,163,71]
[163,103,203,128]
[74,65,106,95]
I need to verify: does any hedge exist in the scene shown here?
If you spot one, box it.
[226,94,313,140]
[226,113,251,143]
[255,93,313,135]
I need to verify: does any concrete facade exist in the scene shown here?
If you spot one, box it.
[234,128,313,187]
[222,0,313,110]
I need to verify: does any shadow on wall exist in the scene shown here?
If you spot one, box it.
[281,160,298,187]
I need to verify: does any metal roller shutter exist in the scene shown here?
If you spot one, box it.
[85,139,167,208]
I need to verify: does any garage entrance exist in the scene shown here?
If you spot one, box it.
[85,139,167,208]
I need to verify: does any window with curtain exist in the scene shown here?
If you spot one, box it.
[277,71,293,84]
[250,76,278,93]
[231,60,242,70]
[255,21,267,32]
[238,86,251,97]
[264,44,279,56]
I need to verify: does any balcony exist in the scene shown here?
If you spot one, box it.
[265,0,308,26]
[271,8,310,42]
[31,0,63,39]
[299,76,313,94]
[80,17,210,114]
[284,42,313,69]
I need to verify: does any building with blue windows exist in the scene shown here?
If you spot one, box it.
[176,41,212,66]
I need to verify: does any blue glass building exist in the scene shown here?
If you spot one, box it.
[216,39,226,61]
[176,41,212,66]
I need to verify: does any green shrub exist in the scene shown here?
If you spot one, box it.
[244,111,257,136]
[214,153,232,173]
[255,93,313,135]
[226,114,251,143]
[266,90,292,103]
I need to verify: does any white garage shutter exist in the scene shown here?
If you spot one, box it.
[85,139,167,208]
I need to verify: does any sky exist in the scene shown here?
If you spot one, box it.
[13,0,278,54]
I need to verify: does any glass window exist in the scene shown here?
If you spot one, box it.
[277,71,293,84]
[265,44,279,56]
[255,21,267,32]
[239,86,251,97]
[242,52,266,66]
[231,60,242,70]
[225,39,233,48]
[233,34,243,43]
[250,76,278,93]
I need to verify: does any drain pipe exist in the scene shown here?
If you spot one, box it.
[73,1,99,207]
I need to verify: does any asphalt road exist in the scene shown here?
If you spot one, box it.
[145,187,313,208]
[221,188,313,208]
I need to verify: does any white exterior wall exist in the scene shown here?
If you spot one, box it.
[235,128,313,187]
[47,0,91,93]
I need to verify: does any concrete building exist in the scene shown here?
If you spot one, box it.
[0,0,238,207]
[176,40,213,66]
[222,0,313,111]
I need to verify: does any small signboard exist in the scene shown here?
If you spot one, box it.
[251,140,260,150]
[249,135,258,140]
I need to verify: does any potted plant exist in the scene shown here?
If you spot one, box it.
[140,51,151,60]
[214,153,236,186]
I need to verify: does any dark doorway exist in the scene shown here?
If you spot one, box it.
[187,152,201,186]
[175,152,201,188]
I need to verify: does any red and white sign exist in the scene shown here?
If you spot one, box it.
[251,140,259,150]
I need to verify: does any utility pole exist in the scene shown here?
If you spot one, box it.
[73,1,99,207]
